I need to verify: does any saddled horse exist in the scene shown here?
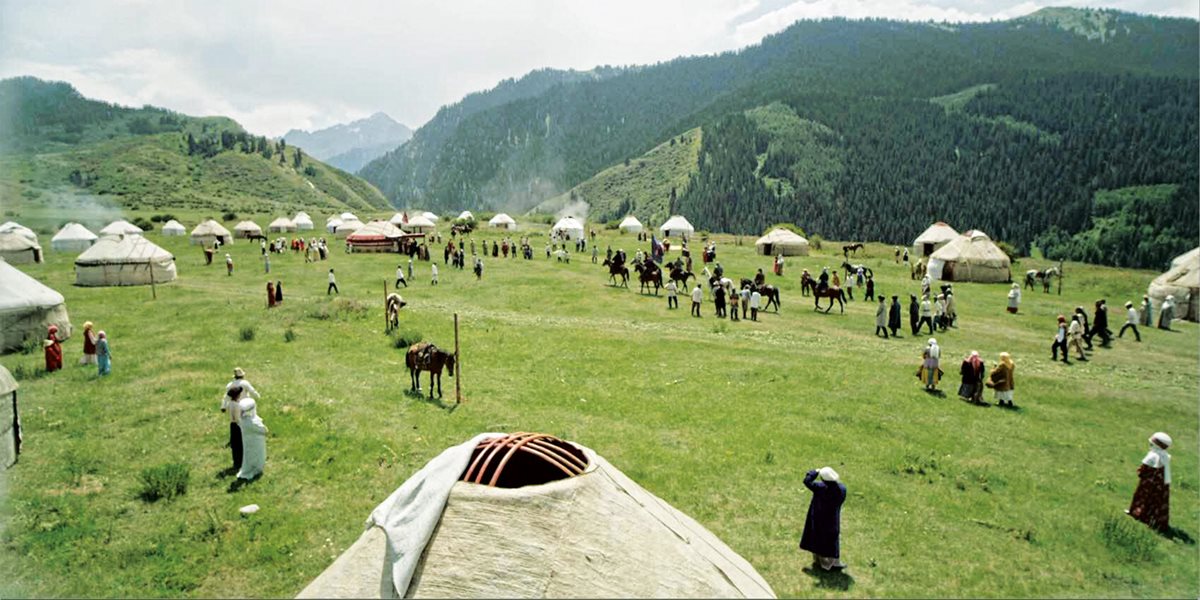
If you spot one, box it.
[668,265,694,291]
[740,278,781,312]
[842,243,864,257]
[385,293,407,332]
[634,261,662,295]
[811,284,846,314]
[841,261,873,281]
[406,342,456,399]
[1024,267,1060,293]
[602,257,629,287]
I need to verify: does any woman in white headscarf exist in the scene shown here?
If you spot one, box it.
[236,398,269,481]
[1007,283,1021,314]
[1157,295,1175,330]
[1127,432,1171,533]
[799,467,847,571]
[918,338,942,391]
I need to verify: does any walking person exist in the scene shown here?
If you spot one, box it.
[473,257,483,280]
[236,398,269,482]
[986,352,1016,407]
[864,275,875,302]
[666,280,678,309]
[395,265,408,288]
[1089,300,1112,347]
[1074,307,1093,350]
[1118,301,1141,341]
[274,281,283,305]
[225,253,234,276]
[327,269,339,295]
[799,467,847,571]
[917,295,935,335]
[934,294,947,331]
[79,321,98,366]
[691,284,703,318]
[266,281,276,308]
[909,294,919,335]
[1127,432,1172,533]
[874,296,889,338]
[888,295,902,337]
[1051,315,1070,364]
[431,262,439,285]
[1068,314,1088,361]
[958,351,985,405]
[1007,283,1021,314]
[944,287,957,328]
[919,338,941,391]
[750,288,762,321]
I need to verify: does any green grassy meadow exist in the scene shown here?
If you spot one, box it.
[0,209,1196,598]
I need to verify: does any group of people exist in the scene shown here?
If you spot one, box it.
[917,339,1016,407]
[673,280,763,322]
[1050,297,1166,364]
[221,368,268,483]
[42,321,111,376]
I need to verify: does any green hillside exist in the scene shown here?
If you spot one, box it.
[533,128,701,225]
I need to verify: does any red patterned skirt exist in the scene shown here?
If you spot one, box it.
[1128,465,1169,532]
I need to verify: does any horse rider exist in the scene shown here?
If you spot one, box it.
[818,267,830,294]
[754,268,766,288]
[713,262,724,279]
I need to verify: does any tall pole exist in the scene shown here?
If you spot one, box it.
[454,313,462,405]
[1057,259,1063,296]
[149,260,157,300]
[383,280,388,332]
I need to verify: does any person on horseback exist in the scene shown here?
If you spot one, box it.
[754,268,766,288]
[713,262,724,279]
[818,267,830,294]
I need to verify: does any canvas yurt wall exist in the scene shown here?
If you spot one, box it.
[456,211,474,221]
[297,434,775,599]
[755,228,809,256]
[335,218,365,238]
[234,220,263,238]
[51,223,98,252]
[325,218,343,234]
[190,220,232,245]
[488,213,516,230]
[912,222,958,258]
[618,216,643,234]
[927,230,1011,283]
[346,221,404,253]
[268,218,296,233]
[1148,246,1199,321]
[100,220,143,236]
[659,215,695,239]
[0,232,43,264]
[161,220,187,236]
[0,365,18,470]
[422,211,440,223]
[552,216,585,240]
[294,212,314,230]
[75,235,177,286]
[0,259,72,353]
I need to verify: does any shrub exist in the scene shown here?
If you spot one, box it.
[1101,515,1159,562]
[221,211,238,222]
[995,239,1024,262]
[390,327,423,349]
[809,234,824,250]
[131,217,153,231]
[239,326,256,342]
[284,328,296,343]
[138,462,190,502]
[307,298,370,321]
[21,337,40,355]
[150,214,176,223]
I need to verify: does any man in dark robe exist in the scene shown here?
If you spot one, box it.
[908,294,920,335]
[1089,299,1111,347]
[799,467,847,571]
[889,295,903,337]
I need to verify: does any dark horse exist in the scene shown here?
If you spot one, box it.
[634,261,662,295]
[841,261,873,281]
[668,265,694,291]
[603,257,629,287]
[812,285,846,314]
[740,278,781,312]
[385,293,407,333]
[406,342,456,399]
[842,243,864,257]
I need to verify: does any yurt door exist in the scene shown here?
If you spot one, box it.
[923,243,934,256]
[762,243,773,255]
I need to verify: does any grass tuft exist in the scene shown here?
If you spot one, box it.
[1101,514,1160,562]
[391,327,424,349]
[239,325,256,341]
[284,328,297,343]
[137,463,190,503]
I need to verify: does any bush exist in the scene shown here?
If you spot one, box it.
[995,239,1024,262]
[390,327,423,349]
[21,337,40,355]
[150,214,176,223]
[809,234,824,250]
[138,462,190,502]
[1100,515,1159,562]
[239,326,256,341]
[307,298,370,321]
[221,211,238,222]
[131,217,153,231]
[284,328,296,343]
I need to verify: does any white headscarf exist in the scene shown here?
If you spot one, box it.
[818,467,840,483]
[927,338,940,359]
[1143,432,1172,484]
[238,398,266,430]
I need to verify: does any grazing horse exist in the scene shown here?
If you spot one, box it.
[812,285,846,314]
[1025,267,1060,293]
[602,257,629,287]
[841,261,873,281]
[385,293,407,332]
[739,278,782,312]
[842,243,864,257]
[668,266,694,291]
[406,342,456,399]
[634,261,662,295]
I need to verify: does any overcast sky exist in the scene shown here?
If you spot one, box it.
[0,0,1194,137]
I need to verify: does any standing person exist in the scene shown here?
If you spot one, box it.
[729,285,740,321]
[407,256,414,281]
[592,245,598,264]
[1090,300,1112,347]
[79,321,98,366]
[473,257,483,280]
[714,284,726,318]
[920,273,931,297]
[958,351,985,404]
[799,467,847,571]
[986,352,1015,407]
[934,294,947,331]
[774,253,784,276]
[327,269,339,295]
[431,262,439,286]
[274,281,283,305]
[225,253,234,276]
[96,331,111,376]
[395,265,408,288]
[909,294,920,335]
[236,398,269,481]
[1007,283,1021,314]
[889,295,902,337]
[1051,315,1070,364]
[1119,301,1142,342]
[894,247,901,264]
[260,240,267,256]
[666,280,678,310]
[740,285,751,320]
[1158,295,1176,330]
[690,284,703,318]
[750,288,762,321]
[944,287,957,328]
[919,338,941,391]
[1140,295,1153,327]
[875,296,889,338]
[43,325,63,372]
[1127,432,1172,533]
[221,368,260,472]
[264,253,270,274]
[864,275,875,302]
[1068,314,1088,361]
[917,295,934,334]
[266,281,276,308]
[902,248,909,265]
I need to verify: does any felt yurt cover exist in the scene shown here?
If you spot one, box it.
[294,213,315,230]
[659,215,695,237]
[234,220,263,237]
[927,230,1011,283]
[0,232,43,264]
[51,223,98,252]
[161,220,187,235]
[75,235,176,286]
[755,228,809,256]
[0,364,18,469]
[456,211,475,221]
[403,216,436,233]
[335,218,365,237]
[618,215,643,233]
[1149,246,1199,321]
[99,220,143,236]
[422,212,440,222]
[913,222,958,257]
[340,212,359,221]
[269,218,297,232]
[190,219,232,245]
[0,222,38,242]
[389,213,407,226]
[488,213,516,229]
[347,221,404,252]
[0,258,71,353]
[297,434,775,599]
[552,216,585,240]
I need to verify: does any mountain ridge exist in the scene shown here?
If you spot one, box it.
[283,112,412,173]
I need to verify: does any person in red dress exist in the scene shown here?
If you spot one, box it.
[79,321,98,366]
[43,324,63,372]
[1128,432,1172,533]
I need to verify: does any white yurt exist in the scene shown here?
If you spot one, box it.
[76,235,177,286]
[927,230,1011,283]
[912,222,959,258]
[347,221,406,253]
[388,212,405,226]
[294,212,315,231]
[51,223,98,252]
[0,233,43,264]
[233,220,263,238]
[268,217,296,233]
[456,211,475,221]
[0,222,38,242]
[659,215,695,239]
[190,219,233,246]
[1,364,18,470]
[618,215,643,234]
[335,218,365,238]
[297,434,775,599]
[1148,246,1199,322]
[0,258,72,353]
[340,212,358,222]
[326,218,344,234]
[552,216,585,240]
[422,211,440,223]
[755,228,810,256]
[488,213,516,230]
[402,215,436,234]
[161,220,187,236]
[99,220,143,236]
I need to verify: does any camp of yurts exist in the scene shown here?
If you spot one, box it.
[190,219,233,245]
[1148,246,1199,321]
[0,258,72,353]
[488,213,516,230]
[0,221,38,242]
[0,232,43,264]
[912,222,958,258]
[659,215,695,239]
[234,220,263,238]
[269,217,297,233]
[50,223,99,252]
[75,235,177,286]
[161,219,187,236]
[618,215,643,234]
[340,212,358,222]
[552,216,585,240]
[294,212,315,230]
[755,228,810,256]
[927,230,1011,283]
[297,434,776,600]
[99,220,144,236]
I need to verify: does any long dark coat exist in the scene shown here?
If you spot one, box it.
[908,295,919,332]
[889,299,902,331]
[799,470,846,558]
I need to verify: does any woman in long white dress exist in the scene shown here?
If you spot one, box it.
[237,398,269,481]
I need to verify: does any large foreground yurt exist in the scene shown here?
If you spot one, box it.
[51,223,98,252]
[1148,246,1199,321]
[294,212,315,230]
[347,221,405,253]
[0,364,19,470]
[927,230,1011,283]
[75,235,177,286]
[99,220,143,236]
[234,220,263,238]
[618,215,643,234]
[0,259,71,353]
[913,222,958,258]
[190,219,233,246]
[659,215,695,239]
[755,228,810,256]
[269,217,296,233]
[488,213,516,230]
[161,220,187,236]
[335,218,365,238]
[552,216,585,240]
[403,215,436,234]
[0,232,43,264]
[297,433,775,599]
[0,222,38,242]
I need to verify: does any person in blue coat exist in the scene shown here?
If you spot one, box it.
[799,467,847,571]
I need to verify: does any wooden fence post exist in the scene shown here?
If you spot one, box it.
[454,313,462,405]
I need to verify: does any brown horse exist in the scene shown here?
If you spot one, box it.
[406,342,456,398]
[668,265,694,291]
[842,243,864,257]
[385,293,407,332]
[813,285,846,313]
[634,261,662,295]
[739,279,781,312]
[603,257,629,287]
